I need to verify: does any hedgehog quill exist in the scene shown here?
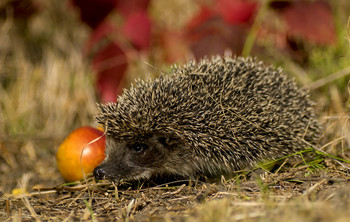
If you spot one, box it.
[94,56,320,181]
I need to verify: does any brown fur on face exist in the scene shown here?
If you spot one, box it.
[94,134,196,181]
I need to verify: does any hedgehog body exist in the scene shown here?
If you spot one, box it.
[94,56,320,181]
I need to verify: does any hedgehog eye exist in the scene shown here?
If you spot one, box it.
[130,143,148,153]
[158,137,167,146]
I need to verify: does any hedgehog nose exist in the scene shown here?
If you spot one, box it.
[93,166,107,180]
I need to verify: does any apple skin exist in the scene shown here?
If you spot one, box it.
[56,126,106,182]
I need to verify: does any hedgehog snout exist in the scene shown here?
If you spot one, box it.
[93,161,132,181]
[93,166,107,180]
[93,164,120,180]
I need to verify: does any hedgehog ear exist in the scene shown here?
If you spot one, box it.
[157,136,178,148]
[158,137,167,146]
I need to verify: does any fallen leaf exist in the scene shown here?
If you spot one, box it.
[115,0,150,18]
[121,10,152,50]
[215,0,257,25]
[12,188,28,195]
[186,15,248,59]
[92,42,128,102]
[281,1,336,45]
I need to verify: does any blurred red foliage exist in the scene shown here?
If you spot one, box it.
[61,0,338,101]
[1,0,336,102]
[70,0,152,102]
[279,1,336,45]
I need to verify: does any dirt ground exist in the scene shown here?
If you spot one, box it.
[1,140,350,221]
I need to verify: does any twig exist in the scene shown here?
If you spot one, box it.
[21,195,40,222]
[307,66,350,90]
[164,184,186,195]
[301,179,328,197]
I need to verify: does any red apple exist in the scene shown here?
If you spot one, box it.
[56,126,106,182]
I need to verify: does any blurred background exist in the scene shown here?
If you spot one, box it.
[0,0,349,192]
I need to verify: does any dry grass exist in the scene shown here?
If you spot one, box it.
[0,0,350,221]
[0,1,97,139]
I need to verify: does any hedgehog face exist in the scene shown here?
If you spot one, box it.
[93,134,192,181]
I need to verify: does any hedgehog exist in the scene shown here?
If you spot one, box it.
[93,56,320,181]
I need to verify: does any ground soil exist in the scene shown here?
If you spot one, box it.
[1,139,349,221]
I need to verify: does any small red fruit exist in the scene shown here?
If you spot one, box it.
[56,126,106,182]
